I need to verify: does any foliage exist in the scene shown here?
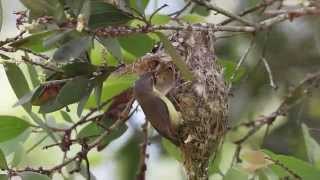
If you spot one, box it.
[0,0,320,180]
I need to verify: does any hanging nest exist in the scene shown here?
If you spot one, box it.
[169,30,229,180]
[124,26,229,180]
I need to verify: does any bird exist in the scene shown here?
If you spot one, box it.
[134,72,182,146]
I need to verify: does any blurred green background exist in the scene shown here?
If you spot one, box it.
[1,0,320,179]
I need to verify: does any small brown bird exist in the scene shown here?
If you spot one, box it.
[134,72,181,146]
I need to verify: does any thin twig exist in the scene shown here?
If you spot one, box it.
[191,0,257,27]
[265,157,302,179]
[218,0,280,25]
[261,56,277,89]
[168,1,192,17]
[149,4,169,24]
[21,56,61,72]
[136,120,149,180]
[228,37,256,90]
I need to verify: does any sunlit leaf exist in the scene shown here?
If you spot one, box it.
[181,14,205,24]
[224,167,249,180]
[85,73,138,109]
[150,15,170,25]
[90,40,106,66]
[129,0,149,14]
[19,172,51,180]
[11,143,25,167]
[301,123,320,166]
[0,116,30,143]
[162,138,182,161]
[264,149,320,179]
[156,32,194,81]
[53,36,92,62]
[88,0,133,29]
[60,111,74,123]
[118,33,154,63]
[0,149,8,170]
[10,30,57,53]
[209,142,237,175]
[4,63,31,112]
[98,37,122,62]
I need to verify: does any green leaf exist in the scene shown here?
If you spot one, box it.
[38,99,64,113]
[20,0,65,22]
[11,143,25,167]
[88,0,133,29]
[60,111,74,123]
[78,119,128,151]
[156,32,194,81]
[118,33,154,63]
[181,14,205,24]
[26,64,40,87]
[162,138,182,161]
[0,149,8,170]
[191,5,210,17]
[150,15,170,25]
[85,73,138,109]
[4,63,31,112]
[0,174,8,180]
[129,0,149,14]
[77,91,91,117]
[57,76,93,105]
[219,60,246,83]
[301,123,320,166]
[258,168,279,180]
[94,82,103,106]
[19,172,51,180]
[223,167,249,180]
[209,142,237,175]
[264,149,320,180]
[98,37,122,62]
[116,136,140,180]
[43,29,74,49]
[97,124,127,151]
[53,36,92,62]
[10,30,57,53]
[0,116,30,143]
[13,88,39,108]
[90,40,106,66]
[60,61,97,77]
